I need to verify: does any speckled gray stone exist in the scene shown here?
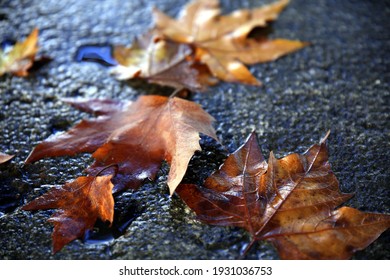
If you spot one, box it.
[0,0,389,259]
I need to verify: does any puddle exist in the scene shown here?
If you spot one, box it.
[75,44,117,67]
[84,220,115,244]
[84,204,139,244]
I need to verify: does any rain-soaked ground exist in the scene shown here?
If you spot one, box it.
[0,0,389,259]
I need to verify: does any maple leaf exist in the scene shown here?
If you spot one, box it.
[26,95,217,195]
[0,28,39,77]
[153,0,307,85]
[177,132,390,259]
[22,175,114,253]
[0,152,14,164]
[111,30,217,91]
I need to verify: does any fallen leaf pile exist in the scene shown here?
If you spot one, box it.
[8,0,387,259]
[177,132,390,259]
[24,95,216,251]
[111,0,307,89]
[0,28,39,77]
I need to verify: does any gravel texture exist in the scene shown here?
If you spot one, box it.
[0,0,389,259]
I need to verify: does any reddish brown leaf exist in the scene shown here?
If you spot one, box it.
[22,175,114,253]
[0,152,14,164]
[111,30,216,91]
[26,95,217,194]
[177,132,390,259]
[154,0,307,85]
[0,28,39,77]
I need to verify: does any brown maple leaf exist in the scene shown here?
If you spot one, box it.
[26,95,217,195]
[111,30,217,91]
[177,132,390,259]
[0,28,39,77]
[0,152,14,164]
[22,175,114,253]
[153,0,307,85]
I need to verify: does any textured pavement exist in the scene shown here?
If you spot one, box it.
[0,0,389,259]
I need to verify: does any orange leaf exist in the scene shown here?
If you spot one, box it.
[22,175,114,253]
[0,28,39,77]
[154,0,307,85]
[26,95,217,195]
[111,29,215,91]
[177,132,390,259]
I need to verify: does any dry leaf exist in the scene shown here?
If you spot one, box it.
[154,0,307,85]
[26,95,217,195]
[0,152,14,164]
[177,132,390,259]
[0,28,39,77]
[22,175,114,253]
[111,30,216,91]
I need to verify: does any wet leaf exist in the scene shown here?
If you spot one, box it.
[154,0,307,85]
[177,132,390,259]
[0,28,39,77]
[111,30,216,91]
[0,152,14,164]
[26,95,217,195]
[22,175,114,253]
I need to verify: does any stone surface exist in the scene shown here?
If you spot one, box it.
[0,0,389,259]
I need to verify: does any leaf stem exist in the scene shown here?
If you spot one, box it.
[169,87,185,99]
[95,163,119,177]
